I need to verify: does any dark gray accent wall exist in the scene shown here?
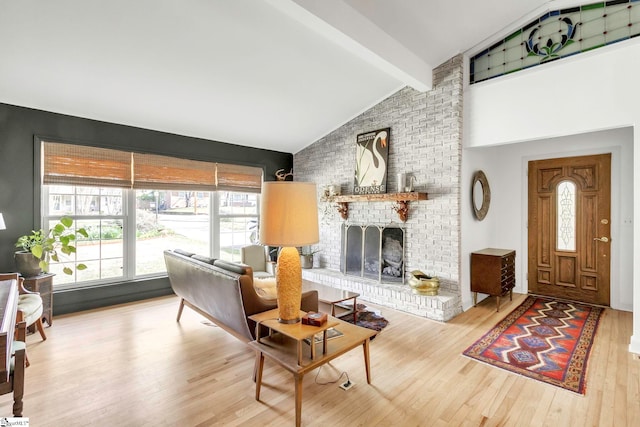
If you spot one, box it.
[0,103,292,313]
[53,277,173,316]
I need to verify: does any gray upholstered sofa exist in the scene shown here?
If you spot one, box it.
[164,249,318,342]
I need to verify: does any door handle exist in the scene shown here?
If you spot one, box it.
[593,237,609,243]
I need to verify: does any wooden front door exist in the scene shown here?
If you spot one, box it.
[528,154,611,305]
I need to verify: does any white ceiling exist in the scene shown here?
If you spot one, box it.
[0,0,559,154]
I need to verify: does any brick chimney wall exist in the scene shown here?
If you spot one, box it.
[293,55,464,321]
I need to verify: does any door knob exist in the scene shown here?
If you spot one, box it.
[593,237,609,243]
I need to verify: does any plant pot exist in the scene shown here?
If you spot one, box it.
[300,254,314,269]
[14,251,42,277]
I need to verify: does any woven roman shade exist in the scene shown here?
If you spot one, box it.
[42,141,263,192]
[216,163,263,193]
[132,153,217,191]
[43,142,132,188]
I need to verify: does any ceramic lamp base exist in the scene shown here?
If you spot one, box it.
[276,246,302,323]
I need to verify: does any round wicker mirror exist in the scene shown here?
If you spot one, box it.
[472,170,490,220]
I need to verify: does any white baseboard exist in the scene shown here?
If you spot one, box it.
[628,334,640,355]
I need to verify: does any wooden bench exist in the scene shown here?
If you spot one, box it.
[0,273,27,417]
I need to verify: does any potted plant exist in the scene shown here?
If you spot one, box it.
[299,246,320,269]
[14,216,89,277]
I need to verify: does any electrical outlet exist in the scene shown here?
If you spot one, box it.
[339,380,355,391]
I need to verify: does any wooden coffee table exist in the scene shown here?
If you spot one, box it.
[302,280,359,323]
[248,309,376,427]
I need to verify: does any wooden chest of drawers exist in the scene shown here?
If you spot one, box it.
[471,248,515,312]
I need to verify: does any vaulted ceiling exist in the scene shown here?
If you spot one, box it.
[0,0,558,153]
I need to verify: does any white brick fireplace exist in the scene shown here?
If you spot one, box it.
[294,56,464,322]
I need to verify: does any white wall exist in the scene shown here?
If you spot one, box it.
[463,38,639,353]
[466,39,640,146]
[461,129,633,309]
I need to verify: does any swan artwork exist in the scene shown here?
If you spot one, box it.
[355,129,389,193]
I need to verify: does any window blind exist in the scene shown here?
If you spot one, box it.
[42,141,263,192]
[43,142,132,188]
[132,153,217,191]
[216,163,263,193]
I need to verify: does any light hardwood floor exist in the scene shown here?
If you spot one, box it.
[2,293,638,426]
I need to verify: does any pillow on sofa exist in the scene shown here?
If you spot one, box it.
[192,254,216,264]
[253,277,277,299]
[213,259,248,275]
[174,249,195,257]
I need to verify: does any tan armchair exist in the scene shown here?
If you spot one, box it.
[241,245,275,278]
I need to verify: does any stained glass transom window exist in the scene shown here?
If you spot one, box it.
[557,181,576,251]
[470,0,640,84]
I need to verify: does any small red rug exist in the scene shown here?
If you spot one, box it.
[463,295,603,394]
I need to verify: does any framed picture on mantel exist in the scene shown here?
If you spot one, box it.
[354,127,390,195]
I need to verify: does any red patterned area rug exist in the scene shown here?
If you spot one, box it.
[463,296,604,394]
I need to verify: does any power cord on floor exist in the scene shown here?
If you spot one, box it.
[314,365,350,386]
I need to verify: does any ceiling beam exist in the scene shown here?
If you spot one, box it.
[266,0,432,92]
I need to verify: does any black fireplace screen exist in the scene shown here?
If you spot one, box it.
[341,224,405,283]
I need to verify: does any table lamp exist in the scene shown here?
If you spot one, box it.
[259,181,319,323]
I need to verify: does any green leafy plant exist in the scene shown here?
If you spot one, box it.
[15,216,89,275]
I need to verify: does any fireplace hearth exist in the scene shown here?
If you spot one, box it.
[341,224,405,283]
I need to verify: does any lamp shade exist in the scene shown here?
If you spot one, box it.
[0,213,5,230]
[259,182,319,247]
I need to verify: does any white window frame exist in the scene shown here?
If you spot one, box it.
[41,185,129,289]
[42,186,260,289]
[213,191,260,261]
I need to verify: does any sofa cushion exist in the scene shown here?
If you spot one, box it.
[192,254,216,264]
[174,249,195,257]
[253,277,277,299]
[213,259,248,275]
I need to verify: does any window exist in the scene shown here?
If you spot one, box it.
[135,189,210,275]
[218,191,259,262]
[557,180,576,252]
[44,185,125,286]
[43,185,258,288]
[39,139,263,289]
[470,1,640,84]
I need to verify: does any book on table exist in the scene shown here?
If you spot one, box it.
[303,327,344,345]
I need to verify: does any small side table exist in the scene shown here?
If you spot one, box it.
[22,273,54,328]
[247,311,376,427]
[249,309,339,365]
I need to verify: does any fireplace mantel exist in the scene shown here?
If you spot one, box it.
[324,192,428,221]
